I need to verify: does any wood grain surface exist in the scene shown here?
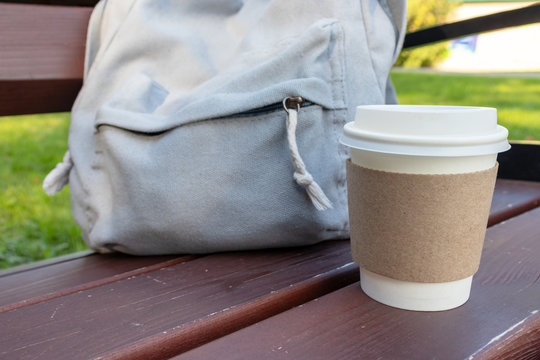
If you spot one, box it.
[0,242,357,360]
[0,254,190,312]
[1,0,99,6]
[176,207,540,360]
[0,3,91,115]
[489,179,540,226]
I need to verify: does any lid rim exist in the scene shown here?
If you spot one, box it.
[340,135,511,157]
[356,104,496,113]
[343,123,509,147]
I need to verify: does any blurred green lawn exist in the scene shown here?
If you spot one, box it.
[391,71,540,140]
[1,71,539,268]
[0,113,86,268]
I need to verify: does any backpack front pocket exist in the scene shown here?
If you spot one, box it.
[90,96,349,254]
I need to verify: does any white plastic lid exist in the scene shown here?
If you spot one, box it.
[341,105,510,157]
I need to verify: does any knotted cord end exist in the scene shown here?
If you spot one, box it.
[43,151,73,196]
[285,101,333,211]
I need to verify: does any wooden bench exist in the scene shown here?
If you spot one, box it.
[1,2,540,359]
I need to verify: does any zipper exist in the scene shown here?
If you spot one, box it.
[44,96,333,210]
[282,96,332,211]
[224,98,313,118]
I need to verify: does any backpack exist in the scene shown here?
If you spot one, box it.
[44,0,406,255]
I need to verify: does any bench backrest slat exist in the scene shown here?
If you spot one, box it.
[0,3,92,115]
[3,0,98,6]
[1,2,539,116]
[403,2,540,49]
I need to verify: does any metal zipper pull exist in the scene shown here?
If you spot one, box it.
[283,96,333,211]
[283,96,304,114]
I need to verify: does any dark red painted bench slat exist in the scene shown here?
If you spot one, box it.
[0,253,191,313]
[0,241,357,360]
[489,179,540,226]
[0,3,90,115]
[174,207,540,360]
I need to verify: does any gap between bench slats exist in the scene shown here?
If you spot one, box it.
[174,206,540,360]
[0,79,83,115]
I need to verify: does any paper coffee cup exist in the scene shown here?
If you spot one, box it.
[341,105,510,311]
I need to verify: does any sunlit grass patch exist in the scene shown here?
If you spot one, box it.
[0,113,86,268]
[391,71,540,140]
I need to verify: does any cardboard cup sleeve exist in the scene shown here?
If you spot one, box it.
[346,159,499,283]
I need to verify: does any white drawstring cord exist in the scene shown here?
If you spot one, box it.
[285,103,333,211]
[43,151,73,196]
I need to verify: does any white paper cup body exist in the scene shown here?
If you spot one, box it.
[341,105,510,311]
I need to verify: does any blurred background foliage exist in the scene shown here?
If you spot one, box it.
[395,0,461,68]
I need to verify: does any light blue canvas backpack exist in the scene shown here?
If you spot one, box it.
[44,0,406,255]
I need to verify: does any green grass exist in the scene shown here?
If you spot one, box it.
[1,72,540,268]
[0,113,87,269]
[391,71,540,140]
